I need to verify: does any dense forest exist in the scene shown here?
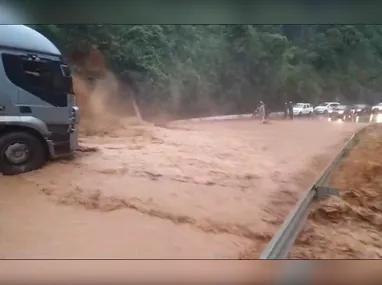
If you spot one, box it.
[31,24,382,118]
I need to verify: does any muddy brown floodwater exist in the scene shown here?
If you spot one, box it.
[292,124,382,259]
[0,119,362,259]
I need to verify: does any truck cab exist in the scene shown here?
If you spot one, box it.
[0,25,79,175]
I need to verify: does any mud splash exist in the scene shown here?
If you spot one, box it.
[292,125,382,259]
[69,45,151,140]
[73,72,146,136]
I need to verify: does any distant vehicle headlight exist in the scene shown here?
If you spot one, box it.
[338,110,344,114]
[328,109,333,113]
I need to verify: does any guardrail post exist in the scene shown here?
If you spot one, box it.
[314,186,340,200]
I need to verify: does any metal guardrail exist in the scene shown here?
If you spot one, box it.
[172,112,285,123]
[260,125,368,260]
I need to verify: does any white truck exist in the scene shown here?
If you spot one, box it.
[292,103,314,116]
[0,25,79,175]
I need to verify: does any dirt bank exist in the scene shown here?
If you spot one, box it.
[291,124,382,259]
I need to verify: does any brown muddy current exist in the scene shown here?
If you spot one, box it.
[0,118,362,259]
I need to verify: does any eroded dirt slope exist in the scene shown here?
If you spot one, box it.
[291,124,382,259]
[0,119,362,258]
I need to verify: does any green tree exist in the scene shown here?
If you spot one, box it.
[30,24,382,118]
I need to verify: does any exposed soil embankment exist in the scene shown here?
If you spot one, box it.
[292,124,382,259]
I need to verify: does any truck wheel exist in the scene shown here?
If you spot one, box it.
[0,131,46,175]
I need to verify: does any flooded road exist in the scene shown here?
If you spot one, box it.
[0,119,363,258]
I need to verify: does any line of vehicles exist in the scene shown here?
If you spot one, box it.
[292,101,382,119]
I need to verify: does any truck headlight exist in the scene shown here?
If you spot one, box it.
[71,107,80,124]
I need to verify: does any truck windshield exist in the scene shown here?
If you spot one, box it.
[22,58,72,93]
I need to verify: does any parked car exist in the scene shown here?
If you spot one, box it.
[372,103,382,113]
[314,102,340,115]
[292,103,314,116]
[328,105,354,121]
[350,104,372,116]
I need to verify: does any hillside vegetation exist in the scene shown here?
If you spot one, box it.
[32,24,382,118]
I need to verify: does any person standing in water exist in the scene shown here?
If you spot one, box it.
[288,101,294,120]
[284,102,289,119]
[258,101,266,123]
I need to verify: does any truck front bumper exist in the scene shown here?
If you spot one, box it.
[70,127,78,150]
[46,127,79,159]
